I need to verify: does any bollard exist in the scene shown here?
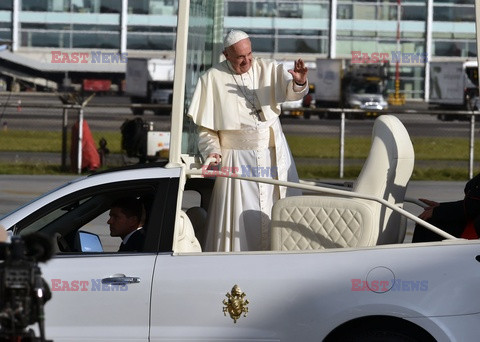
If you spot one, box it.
[97,137,110,167]
[16,100,21,112]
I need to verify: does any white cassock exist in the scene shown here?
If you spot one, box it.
[187,57,308,251]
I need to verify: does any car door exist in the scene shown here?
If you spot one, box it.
[5,176,178,342]
[42,253,156,341]
[150,252,319,342]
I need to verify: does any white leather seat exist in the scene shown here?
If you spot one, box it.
[271,115,414,251]
[185,206,208,249]
[173,210,202,253]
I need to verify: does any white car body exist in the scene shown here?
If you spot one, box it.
[1,164,480,341]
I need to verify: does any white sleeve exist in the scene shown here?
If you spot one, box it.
[198,126,221,160]
[292,80,308,92]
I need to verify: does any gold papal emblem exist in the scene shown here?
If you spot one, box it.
[222,284,249,323]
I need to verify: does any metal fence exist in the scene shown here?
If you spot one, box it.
[302,107,479,179]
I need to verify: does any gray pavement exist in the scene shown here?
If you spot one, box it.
[0,151,126,168]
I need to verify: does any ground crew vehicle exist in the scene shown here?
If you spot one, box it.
[429,60,479,121]
[312,59,389,119]
[82,79,111,94]
[125,58,174,115]
[280,84,315,118]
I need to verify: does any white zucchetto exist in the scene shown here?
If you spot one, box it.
[223,30,249,48]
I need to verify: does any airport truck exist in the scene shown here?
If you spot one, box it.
[310,59,389,119]
[82,79,112,94]
[125,58,174,115]
[429,60,478,121]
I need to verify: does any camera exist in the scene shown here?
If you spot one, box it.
[0,234,53,342]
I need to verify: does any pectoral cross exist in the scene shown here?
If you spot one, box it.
[251,108,264,120]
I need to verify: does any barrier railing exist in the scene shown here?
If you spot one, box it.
[291,106,479,178]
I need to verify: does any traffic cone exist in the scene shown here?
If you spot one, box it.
[17,100,21,112]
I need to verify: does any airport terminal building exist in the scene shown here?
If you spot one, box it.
[0,0,476,100]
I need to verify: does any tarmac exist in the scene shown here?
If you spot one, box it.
[0,151,126,168]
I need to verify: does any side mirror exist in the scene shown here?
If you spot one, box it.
[75,231,103,252]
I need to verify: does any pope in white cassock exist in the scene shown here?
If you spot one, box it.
[187,30,309,252]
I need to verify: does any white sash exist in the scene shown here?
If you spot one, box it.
[219,127,275,150]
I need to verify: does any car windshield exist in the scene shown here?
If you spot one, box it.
[351,81,380,94]
[19,197,93,236]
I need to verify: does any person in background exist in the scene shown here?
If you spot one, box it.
[187,29,308,252]
[413,174,480,242]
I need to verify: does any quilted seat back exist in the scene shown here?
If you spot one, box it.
[271,196,375,250]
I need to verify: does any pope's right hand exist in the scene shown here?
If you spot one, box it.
[207,153,222,166]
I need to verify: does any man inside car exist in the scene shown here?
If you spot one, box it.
[108,197,145,252]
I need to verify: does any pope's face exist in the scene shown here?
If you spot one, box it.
[223,38,253,75]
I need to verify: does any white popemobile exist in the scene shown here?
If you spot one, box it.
[1,2,480,342]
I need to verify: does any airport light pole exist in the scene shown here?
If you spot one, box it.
[389,0,405,105]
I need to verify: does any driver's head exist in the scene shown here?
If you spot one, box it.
[108,197,143,239]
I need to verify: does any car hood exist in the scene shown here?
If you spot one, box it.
[351,94,385,103]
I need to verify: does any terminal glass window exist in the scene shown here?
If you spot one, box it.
[277,29,327,54]
[0,0,12,11]
[225,0,328,19]
[247,29,275,53]
[183,0,223,156]
[433,40,476,57]
[337,1,425,21]
[127,1,177,50]
[433,1,475,22]
[22,0,121,13]
[127,33,175,50]
[226,1,330,55]
[20,22,119,48]
[0,16,10,42]
[127,0,177,15]
[432,31,476,57]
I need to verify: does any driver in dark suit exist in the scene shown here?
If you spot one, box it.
[108,197,145,252]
